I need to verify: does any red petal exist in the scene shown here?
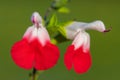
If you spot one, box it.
[34,41,60,70]
[64,45,74,70]
[11,39,35,69]
[73,46,92,74]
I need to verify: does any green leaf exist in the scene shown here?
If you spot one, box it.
[51,38,58,44]
[46,14,59,38]
[57,7,70,13]
[57,21,73,37]
[48,14,57,27]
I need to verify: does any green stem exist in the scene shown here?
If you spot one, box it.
[33,68,37,80]
[44,7,52,21]
[29,68,38,80]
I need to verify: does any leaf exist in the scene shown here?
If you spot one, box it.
[48,14,58,27]
[57,7,70,13]
[57,21,73,37]
[51,38,58,44]
[47,14,59,38]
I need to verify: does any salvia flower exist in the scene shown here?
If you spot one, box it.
[64,20,110,74]
[11,12,60,70]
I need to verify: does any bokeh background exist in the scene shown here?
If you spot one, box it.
[0,0,119,80]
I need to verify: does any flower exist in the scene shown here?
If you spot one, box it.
[64,20,110,74]
[11,12,60,70]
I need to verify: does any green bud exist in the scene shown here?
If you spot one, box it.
[57,7,70,13]
[51,0,70,9]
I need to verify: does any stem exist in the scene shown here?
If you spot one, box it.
[44,7,52,21]
[33,68,37,80]
[29,68,38,80]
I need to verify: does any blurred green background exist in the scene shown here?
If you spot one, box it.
[0,0,120,80]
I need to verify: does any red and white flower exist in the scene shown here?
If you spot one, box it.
[11,12,60,70]
[64,20,110,74]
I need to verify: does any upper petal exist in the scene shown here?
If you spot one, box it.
[23,24,50,46]
[85,20,106,32]
[31,12,42,25]
[37,27,50,46]
[65,20,106,40]
[23,26,38,42]
[66,21,87,40]
[23,26,34,39]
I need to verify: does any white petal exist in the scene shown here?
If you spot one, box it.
[72,31,90,52]
[85,20,106,32]
[23,24,50,46]
[31,12,42,24]
[23,26,34,39]
[37,26,50,46]
[30,27,38,41]
[23,26,39,42]
[66,20,106,40]
[66,22,87,40]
